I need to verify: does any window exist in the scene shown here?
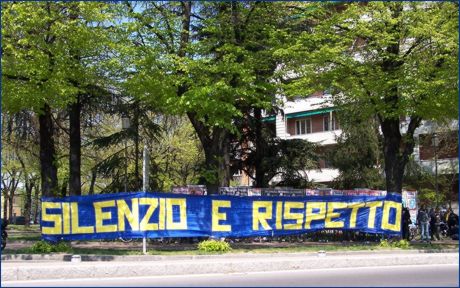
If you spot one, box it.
[324,115,330,131]
[324,113,338,131]
[295,118,311,135]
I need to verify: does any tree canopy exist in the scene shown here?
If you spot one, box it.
[278,2,458,193]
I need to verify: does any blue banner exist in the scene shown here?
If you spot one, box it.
[41,192,402,242]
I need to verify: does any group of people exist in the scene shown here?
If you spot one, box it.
[402,205,459,243]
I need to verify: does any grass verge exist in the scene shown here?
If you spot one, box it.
[2,241,457,256]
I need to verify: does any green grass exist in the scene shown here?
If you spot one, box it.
[6,224,41,241]
[3,241,456,256]
[8,235,42,241]
[7,225,40,231]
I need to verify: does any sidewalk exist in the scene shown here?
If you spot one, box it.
[2,251,458,282]
[3,238,458,282]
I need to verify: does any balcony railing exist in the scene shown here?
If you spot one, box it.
[285,129,342,145]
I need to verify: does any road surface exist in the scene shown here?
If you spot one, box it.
[3,264,458,287]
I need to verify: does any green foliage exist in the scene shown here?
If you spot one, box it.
[378,239,391,248]
[2,2,116,113]
[120,2,294,189]
[281,2,458,122]
[395,239,410,249]
[274,139,318,188]
[197,239,232,253]
[280,2,458,193]
[237,131,318,188]
[29,240,72,254]
[403,129,458,205]
[330,117,385,189]
[379,239,410,249]
[149,117,205,192]
[418,188,446,207]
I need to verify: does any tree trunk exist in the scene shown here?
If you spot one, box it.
[188,113,231,194]
[381,118,403,193]
[24,181,34,227]
[17,152,34,226]
[205,128,231,194]
[69,96,82,196]
[33,185,40,223]
[6,175,21,222]
[60,177,68,198]
[380,115,421,194]
[178,2,231,193]
[8,194,14,221]
[379,4,406,194]
[216,129,231,189]
[254,108,267,188]
[39,103,58,197]
[89,168,97,195]
[3,189,8,220]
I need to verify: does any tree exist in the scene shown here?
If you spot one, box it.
[404,124,459,206]
[2,2,116,196]
[89,99,163,193]
[148,116,205,192]
[280,2,458,193]
[330,116,385,189]
[123,2,290,193]
[235,131,318,188]
[1,111,41,222]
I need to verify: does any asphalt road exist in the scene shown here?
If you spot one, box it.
[3,264,458,287]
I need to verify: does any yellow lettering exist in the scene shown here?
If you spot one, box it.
[62,202,71,234]
[283,202,305,230]
[212,200,231,232]
[166,198,187,230]
[159,198,166,230]
[117,199,139,231]
[348,202,365,228]
[381,201,402,231]
[325,202,347,228]
[252,201,272,230]
[139,198,158,231]
[94,200,117,233]
[71,202,94,234]
[41,202,62,235]
[276,201,283,230]
[366,201,383,229]
[305,202,326,229]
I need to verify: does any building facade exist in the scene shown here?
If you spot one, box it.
[269,92,341,184]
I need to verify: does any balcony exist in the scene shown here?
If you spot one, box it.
[419,158,459,175]
[305,168,340,183]
[269,168,339,184]
[285,130,342,145]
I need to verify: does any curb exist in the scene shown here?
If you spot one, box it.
[2,252,458,281]
[1,248,459,262]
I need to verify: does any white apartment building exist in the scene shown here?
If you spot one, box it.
[267,92,341,185]
[234,92,458,196]
[268,94,459,191]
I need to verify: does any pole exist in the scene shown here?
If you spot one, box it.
[142,144,149,255]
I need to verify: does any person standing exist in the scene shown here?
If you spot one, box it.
[447,209,459,239]
[417,207,430,243]
[402,207,412,240]
[430,209,442,241]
